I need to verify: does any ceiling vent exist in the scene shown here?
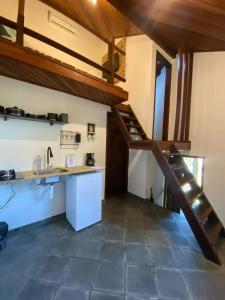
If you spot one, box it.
[48,11,77,35]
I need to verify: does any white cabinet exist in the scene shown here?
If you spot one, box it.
[66,171,102,231]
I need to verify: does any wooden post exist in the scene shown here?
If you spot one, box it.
[180,52,189,141]
[107,38,115,84]
[16,0,25,45]
[174,50,183,141]
[184,52,194,142]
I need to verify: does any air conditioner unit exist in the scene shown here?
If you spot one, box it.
[48,11,77,35]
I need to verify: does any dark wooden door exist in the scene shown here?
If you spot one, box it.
[152,51,172,141]
[105,112,129,197]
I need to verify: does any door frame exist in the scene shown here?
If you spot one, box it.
[152,51,172,141]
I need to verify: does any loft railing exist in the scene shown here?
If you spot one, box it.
[0,0,126,85]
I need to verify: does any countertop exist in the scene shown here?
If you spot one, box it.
[0,166,102,185]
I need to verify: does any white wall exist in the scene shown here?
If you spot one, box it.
[123,36,153,199]
[153,66,166,140]
[190,52,225,225]
[0,0,18,21]
[0,77,109,230]
[124,35,177,199]
[0,0,111,230]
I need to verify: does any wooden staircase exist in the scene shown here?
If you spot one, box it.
[113,103,225,265]
[112,103,149,142]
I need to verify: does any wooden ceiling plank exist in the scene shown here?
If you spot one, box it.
[135,2,225,43]
[107,0,225,54]
[107,0,177,57]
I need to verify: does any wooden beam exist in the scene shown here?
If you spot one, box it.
[180,52,189,141]
[0,38,128,101]
[129,140,191,151]
[185,52,194,141]
[107,38,115,84]
[0,16,17,30]
[174,50,184,141]
[16,0,25,45]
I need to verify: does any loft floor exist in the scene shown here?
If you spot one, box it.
[0,38,128,106]
[1,193,225,299]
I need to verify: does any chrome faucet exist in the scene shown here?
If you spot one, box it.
[47,147,53,169]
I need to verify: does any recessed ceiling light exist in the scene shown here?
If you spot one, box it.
[88,0,97,5]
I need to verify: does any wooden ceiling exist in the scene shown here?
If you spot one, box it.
[107,0,225,57]
[39,0,142,42]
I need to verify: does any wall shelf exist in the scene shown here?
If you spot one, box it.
[0,113,68,126]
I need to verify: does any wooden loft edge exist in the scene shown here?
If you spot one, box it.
[0,38,128,98]
[129,140,191,151]
[0,38,128,105]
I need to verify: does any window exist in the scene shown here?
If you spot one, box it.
[183,156,205,187]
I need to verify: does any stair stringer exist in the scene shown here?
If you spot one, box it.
[152,142,221,265]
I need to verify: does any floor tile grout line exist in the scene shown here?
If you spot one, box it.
[179,269,194,300]
[15,276,31,300]
[154,266,160,299]
[50,283,61,300]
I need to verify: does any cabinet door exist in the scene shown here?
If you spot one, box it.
[75,172,102,230]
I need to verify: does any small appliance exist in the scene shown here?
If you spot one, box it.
[86,153,95,167]
[59,113,68,123]
[37,114,47,120]
[25,113,37,118]
[0,105,4,114]
[0,169,16,181]
[47,113,58,122]
[75,133,81,143]
[5,106,25,117]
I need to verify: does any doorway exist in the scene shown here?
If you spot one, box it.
[152,51,172,141]
[105,112,129,197]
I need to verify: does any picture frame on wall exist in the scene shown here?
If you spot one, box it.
[87,123,95,138]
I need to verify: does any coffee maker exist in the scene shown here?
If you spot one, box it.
[86,153,95,166]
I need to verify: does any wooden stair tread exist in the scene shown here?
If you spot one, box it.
[203,219,223,245]
[170,163,186,171]
[126,123,141,128]
[192,199,213,224]
[116,104,132,114]
[130,132,145,136]
[186,190,203,204]
[178,175,195,186]
[122,115,136,121]
[167,153,183,157]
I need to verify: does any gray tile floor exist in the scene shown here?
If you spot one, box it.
[1,193,225,300]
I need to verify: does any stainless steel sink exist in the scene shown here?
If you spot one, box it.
[33,168,68,176]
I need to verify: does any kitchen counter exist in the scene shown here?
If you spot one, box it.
[0,166,100,185]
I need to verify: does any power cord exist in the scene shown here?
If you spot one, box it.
[0,184,15,209]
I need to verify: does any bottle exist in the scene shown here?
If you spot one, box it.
[33,155,42,174]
